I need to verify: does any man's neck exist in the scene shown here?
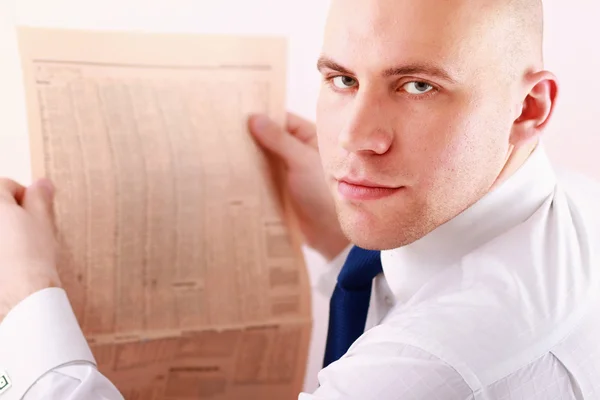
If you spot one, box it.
[493,140,539,190]
[381,143,557,304]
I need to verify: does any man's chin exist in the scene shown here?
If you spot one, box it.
[337,207,420,251]
[338,211,393,250]
[344,229,416,251]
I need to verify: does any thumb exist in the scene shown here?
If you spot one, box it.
[22,178,56,230]
[248,114,307,166]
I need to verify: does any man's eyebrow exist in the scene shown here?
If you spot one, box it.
[317,57,354,75]
[317,56,457,84]
[383,64,456,83]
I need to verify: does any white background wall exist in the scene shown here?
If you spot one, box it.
[1,0,599,394]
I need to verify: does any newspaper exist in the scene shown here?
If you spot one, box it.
[17,27,311,400]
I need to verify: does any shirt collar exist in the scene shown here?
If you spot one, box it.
[380,144,557,304]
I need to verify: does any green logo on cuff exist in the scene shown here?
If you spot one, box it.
[0,371,11,394]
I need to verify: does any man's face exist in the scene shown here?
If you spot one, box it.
[316,0,521,250]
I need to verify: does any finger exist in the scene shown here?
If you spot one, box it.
[286,112,318,146]
[21,178,56,231]
[248,114,307,166]
[0,177,26,204]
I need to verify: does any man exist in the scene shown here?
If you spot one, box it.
[1,0,599,398]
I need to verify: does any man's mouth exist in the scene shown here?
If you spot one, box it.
[336,177,403,201]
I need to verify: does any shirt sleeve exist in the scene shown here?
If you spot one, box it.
[298,342,473,400]
[24,364,124,399]
[0,288,123,400]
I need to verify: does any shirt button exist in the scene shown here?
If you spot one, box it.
[384,296,395,307]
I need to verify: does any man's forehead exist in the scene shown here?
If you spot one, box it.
[322,0,479,77]
[324,0,489,46]
[321,0,528,79]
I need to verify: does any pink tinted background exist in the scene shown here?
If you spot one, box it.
[542,0,600,179]
[0,0,598,394]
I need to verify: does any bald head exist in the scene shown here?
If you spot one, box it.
[316,0,557,250]
[484,0,545,75]
[323,0,545,82]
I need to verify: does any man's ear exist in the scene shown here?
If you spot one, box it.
[510,70,559,146]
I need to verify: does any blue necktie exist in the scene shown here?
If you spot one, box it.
[323,246,383,367]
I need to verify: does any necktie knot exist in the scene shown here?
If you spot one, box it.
[337,246,383,291]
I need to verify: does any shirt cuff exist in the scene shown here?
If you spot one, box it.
[0,288,96,400]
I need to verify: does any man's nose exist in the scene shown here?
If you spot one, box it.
[338,90,394,155]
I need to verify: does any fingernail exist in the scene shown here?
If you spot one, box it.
[36,178,55,198]
[250,114,270,132]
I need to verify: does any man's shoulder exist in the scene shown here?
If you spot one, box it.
[556,167,600,210]
[555,165,600,187]
[371,284,597,389]
[373,219,600,388]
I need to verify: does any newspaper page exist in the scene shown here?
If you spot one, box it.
[17,27,311,400]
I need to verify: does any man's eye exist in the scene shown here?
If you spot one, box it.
[403,81,434,94]
[331,76,358,89]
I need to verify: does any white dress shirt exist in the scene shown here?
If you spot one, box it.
[301,146,600,399]
[2,144,600,399]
